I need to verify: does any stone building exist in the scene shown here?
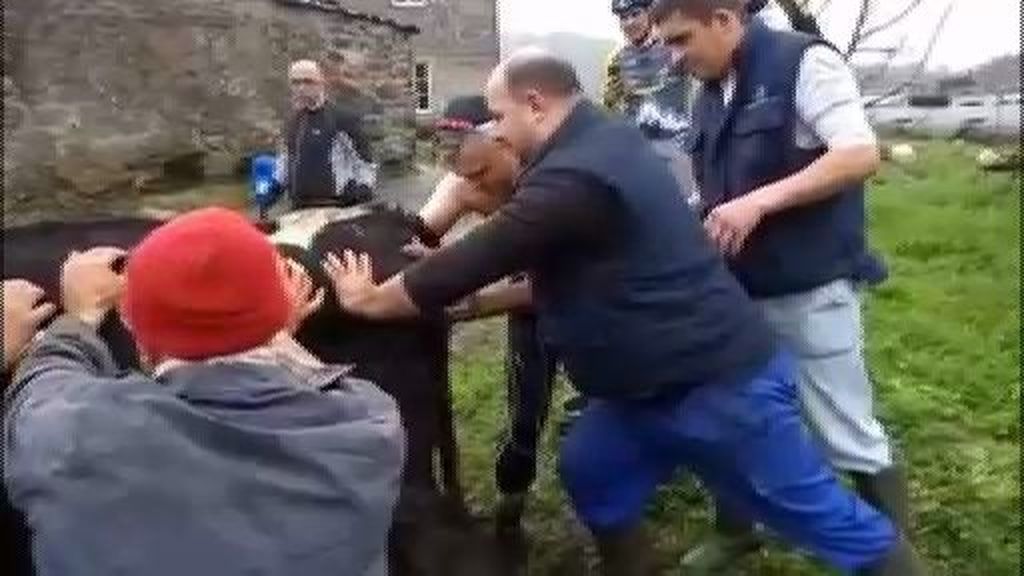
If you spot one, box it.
[337,0,500,117]
[3,0,418,223]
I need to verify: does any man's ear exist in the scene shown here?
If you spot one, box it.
[524,89,544,114]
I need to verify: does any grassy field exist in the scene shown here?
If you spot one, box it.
[445,140,1021,575]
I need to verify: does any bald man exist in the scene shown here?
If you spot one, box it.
[268,60,377,210]
[318,50,922,575]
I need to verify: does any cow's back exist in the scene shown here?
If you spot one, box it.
[3,218,162,370]
[3,217,162,576]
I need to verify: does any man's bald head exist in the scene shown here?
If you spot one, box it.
[289,59,324,81]
[484,48,585,161]
[487,48,582,102]
[288,59,327,111]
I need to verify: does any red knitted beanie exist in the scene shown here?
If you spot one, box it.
[122,207,289,360]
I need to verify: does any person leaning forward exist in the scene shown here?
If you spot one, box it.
[3,209,403,576]
[651,0,923,573]
[318,48,923,576]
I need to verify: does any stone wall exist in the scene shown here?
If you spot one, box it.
[342,0,499,115]
[3,0,417,223]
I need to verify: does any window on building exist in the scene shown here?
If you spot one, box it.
[413,61,432,113]
[391,0,428,7]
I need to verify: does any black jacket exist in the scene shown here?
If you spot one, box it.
[279,101,377,208]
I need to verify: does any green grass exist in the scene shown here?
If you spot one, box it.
[447,140,1022,575]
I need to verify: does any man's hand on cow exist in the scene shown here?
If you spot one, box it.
[280,258,325,334]
[400,240,436,260]
[322,250,378,315]
[60,247,127,327]
[703,194,768,257]
[3,279,57,371]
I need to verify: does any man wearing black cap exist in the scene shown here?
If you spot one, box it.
[410,95,561,539]
[603,0,698,207]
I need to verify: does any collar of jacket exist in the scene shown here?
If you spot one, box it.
[153,332,351,391]
[521,98,599,175]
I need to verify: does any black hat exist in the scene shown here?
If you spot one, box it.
[612,0,653,16]
[437,95,493,131]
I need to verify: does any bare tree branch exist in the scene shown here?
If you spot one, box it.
[844,0,873,59]
[775,0,824,37]
[856,46,904,54]
[814,0,834,18]
[864,0,955,108]
[859,0,927,43]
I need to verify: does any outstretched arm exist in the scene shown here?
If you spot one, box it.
[323,170,617,321]
[418,172,477,238]
[446,278,533,322]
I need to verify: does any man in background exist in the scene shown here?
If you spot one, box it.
[269,60,378,210]
[602,0,698,207]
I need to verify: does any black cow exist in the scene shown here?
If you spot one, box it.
[2,205,512,576]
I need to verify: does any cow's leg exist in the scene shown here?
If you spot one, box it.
[433,324,467,519]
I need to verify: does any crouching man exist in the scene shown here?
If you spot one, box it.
[3,208,404,576]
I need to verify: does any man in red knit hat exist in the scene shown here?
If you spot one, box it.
[3,207,404,576]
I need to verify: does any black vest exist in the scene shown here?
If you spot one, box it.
[525,102,777,400]
[687,20,886,298]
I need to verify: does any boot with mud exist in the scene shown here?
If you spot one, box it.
[494,492,529,570]
[679,502,762,574]
[860,535,929,576]
[852,465,912,534]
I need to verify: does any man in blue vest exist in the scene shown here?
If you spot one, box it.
[651,0,920,572]
[319,48,925,575]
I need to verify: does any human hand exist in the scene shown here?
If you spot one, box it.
[280,258,325,334]
[3,280,57,370]
[322,250,378,315]
[703,194,767,256]
[401,240,437,260]
[60,247,127,327]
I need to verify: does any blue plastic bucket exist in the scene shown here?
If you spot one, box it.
[250,154,277,207]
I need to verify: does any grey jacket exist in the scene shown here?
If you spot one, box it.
[3,316,404,576]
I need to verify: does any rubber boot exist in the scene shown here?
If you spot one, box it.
[495,492,527,541]
[852,465,912,534]
[860,535,929,575]
[594,524,658,576]
[494,492,529,573]
[680,502,762,575]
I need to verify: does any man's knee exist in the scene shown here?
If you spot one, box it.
[557,409,658,530]
[797,364,894,474]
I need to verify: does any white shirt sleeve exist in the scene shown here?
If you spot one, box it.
[793,46,877,150]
